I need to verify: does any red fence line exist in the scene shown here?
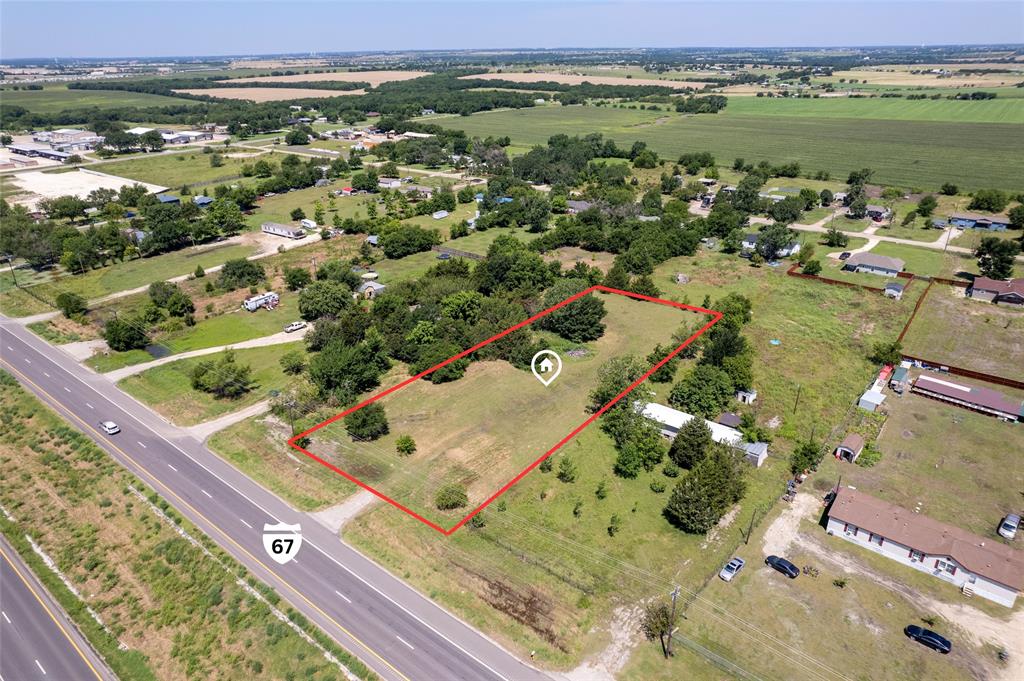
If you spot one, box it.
[897,279,933,343]
[901,355,1024,391]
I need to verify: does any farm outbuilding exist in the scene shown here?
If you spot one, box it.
[834,433,865,462]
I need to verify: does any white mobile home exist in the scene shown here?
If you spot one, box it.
[261,222,306,239]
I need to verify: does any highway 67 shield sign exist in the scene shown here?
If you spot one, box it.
[263,522,302,564]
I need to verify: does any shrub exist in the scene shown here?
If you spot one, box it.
[435,484,468,510]
[802,259,822,275]
[55,292,87,318]
[343,403,389,441]
[650,480,666,493]
[395,435,416,457]
[662,462,680,478]
[855,445,882,468]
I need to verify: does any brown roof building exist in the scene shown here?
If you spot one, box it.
[827,488,1024,606]
[912,374,1023,422]
[969,277,1024,305]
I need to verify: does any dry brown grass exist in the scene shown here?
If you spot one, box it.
[174,87,365,102]
[228,70,432,86]
[462,72,708,88]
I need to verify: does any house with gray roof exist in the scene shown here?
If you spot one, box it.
[844,253,905,277]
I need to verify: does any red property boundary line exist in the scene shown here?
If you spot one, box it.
[288,285,722,536]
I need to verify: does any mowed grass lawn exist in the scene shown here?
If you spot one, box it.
[819,387,1024,538]
[434,105,1024,190]
[724,94,1024,123]
[95,151,263,188]
[901,284,1024,380]
[0,85,195,113]
[119,342,305,425]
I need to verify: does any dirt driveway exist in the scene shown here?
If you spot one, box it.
[765,493,1024,681]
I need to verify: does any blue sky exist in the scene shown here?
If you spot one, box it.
[2,1,1022,59]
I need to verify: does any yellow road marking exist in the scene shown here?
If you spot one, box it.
[1,358,409,681]
[0,544,104,680]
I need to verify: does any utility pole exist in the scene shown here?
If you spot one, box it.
[666,586,681,657]
[793,383,802,415]
[744,508,758,545]
[7,259,19,288]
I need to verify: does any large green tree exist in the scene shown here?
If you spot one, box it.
[668,365,734,418]
[975,237,1020,279]
[663,445,747,534]
[668,416,713,469]
[540,278,607,342]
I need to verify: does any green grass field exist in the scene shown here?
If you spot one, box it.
[434,105,1024,190]
[0,85,195,113]
[724,95,1024,123]
[94,151,265,188]
[118,342,305,425]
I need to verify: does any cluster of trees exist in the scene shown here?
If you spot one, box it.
[191,349,254,398]
[975,237,1021,279]
[510,133,634,186]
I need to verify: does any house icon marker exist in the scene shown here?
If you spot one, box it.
[538,357,554,373]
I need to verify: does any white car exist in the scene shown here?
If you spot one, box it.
[719,557,745,582]
[100,421,121,435]
[284,321,307,333]
[998,514,1020,540]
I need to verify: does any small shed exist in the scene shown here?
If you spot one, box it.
[357,281,387,300]
[736,389,758,405]
[744,442,769,468]
[675,273,690,285]
[834,433,865,463]
[858,389,885,412]
[889,366,910,393]
[365,235,379,246]
[884,282,905,300]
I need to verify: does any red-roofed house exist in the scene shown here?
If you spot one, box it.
[827,487,1024,607]
[968,277,1024,306]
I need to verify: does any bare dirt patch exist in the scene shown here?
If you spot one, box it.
[462,72,708,89]
[175,88,365,102]
[228,70,432,86]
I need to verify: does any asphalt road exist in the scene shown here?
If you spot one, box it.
[0,534,113,681]
[0,318,550,681]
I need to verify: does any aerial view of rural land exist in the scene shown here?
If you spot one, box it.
[1,1,1023,680]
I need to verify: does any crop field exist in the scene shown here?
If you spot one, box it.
[118,342,306,425]
[95,150,272,187]
[227,70,432,85]
[433,105,1024,190]
[175,87,365,102]
[900,284,1024,380]
[723,95,1024,124]
[0,84,195,113]
[462,71,708,88]
[818,382,1024,538]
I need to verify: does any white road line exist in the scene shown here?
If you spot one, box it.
[85,403,93,409]
[396,635,415,650]
[201,489,212,498]
[1,610,10,624]
[43,372,49,378]
[9,334,514,681]
[24,358,30,364]
[35,659,46,674]
[166,463,178,472]
[137,441,147,449]
[62,387,70,393]
[240,519,253,529]
[334,590,352,603]
[6,346,12,351]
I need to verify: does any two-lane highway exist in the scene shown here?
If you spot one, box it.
[0,318,550,681]
[0,534,114,681]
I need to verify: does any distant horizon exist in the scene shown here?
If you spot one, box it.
[3,42,1024,64]
[2,1,1022,60]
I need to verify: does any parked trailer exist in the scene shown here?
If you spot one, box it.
[242,291,279,312]
[261,222,305,239]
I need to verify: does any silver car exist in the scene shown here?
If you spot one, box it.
[998,514,1020,540]
[719,557,745,582]
[100,420,121,435]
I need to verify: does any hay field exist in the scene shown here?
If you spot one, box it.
[174,87,365,101]
[462,72,708,88]
[227,70,431,85]
[833,65,1024,88]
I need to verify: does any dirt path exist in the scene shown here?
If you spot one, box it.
[766,493,1024,681]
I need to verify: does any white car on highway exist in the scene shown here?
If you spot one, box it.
[100,421,121,435]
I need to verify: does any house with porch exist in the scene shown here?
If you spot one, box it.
[827,487,1024,607]
[949,212,1011,231]
[968,277,1024,306]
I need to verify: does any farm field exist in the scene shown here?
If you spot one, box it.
[0,84,195,112]
[433,105,1024,190]
[462,71,707,89]
[175,87,365,101]
[723,94,1024,123]
[227,70,432,85]
[118,342,306,425]
[900,283,1024,380]
[818,383,1024,538]
[95,150,269,187]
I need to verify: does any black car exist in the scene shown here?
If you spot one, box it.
[838,251,852,260]
[904,625,952,654]
[765,555,799,579]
